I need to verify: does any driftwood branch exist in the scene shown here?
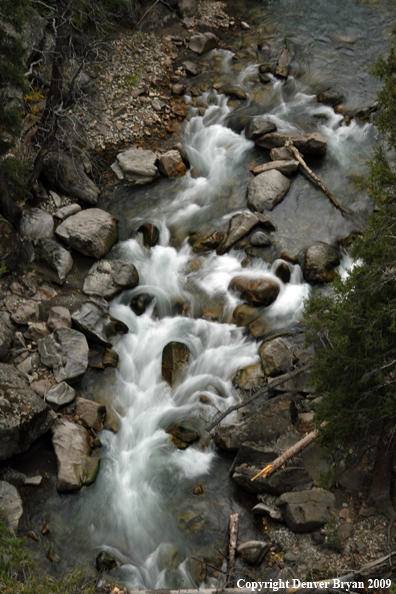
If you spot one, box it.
[226,513,239,587]
[206,363,313,432]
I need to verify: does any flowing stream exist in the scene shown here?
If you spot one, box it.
[45,0,394,588]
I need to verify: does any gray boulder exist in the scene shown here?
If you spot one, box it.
[38,327,89,384]
[183,61,201,76]
[52,421,100,491]
[55,208,117,259]
[0,215,21,273]
[158,150,186,179]
[303,242,340,284]
[317,88,344,107]
[278,488,335,532]
[251,231,273,247]
[83,260,139,299]
[46,382,76,409]
[189,32,219,55]
[162,341,190,386]
[245,118,277,140]
[0,363,56,460]
[237,541,271,566]
[75,397,106,431]
[54,204,82,220]
[0,481,23,531]
[256,132,328,156]
[43,152,99,205]
[217,211,275,255]
[34,237,73,284]
[71,301,128,347]
[18,208,54,239]
[259,337,293,377]
[112,147,159,184]
[11,300,39,325]
[47,306,71,331]
[247,169,291,212]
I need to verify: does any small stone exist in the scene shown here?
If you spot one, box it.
[193,483,204,495]
[47,306,71,331]
[24,476,42,486]
[26,530,39,541]
[42,522,50,535]
[337,523,354,541]
[339,508,350,519]
[241,22,250,30]
[102,348,119,368]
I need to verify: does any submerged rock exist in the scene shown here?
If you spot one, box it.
[130,293,154,316]
[167,421,200,449]
[247,169,291,212]
[231,304,260,327]
[317,88,345,107]
[162,341,190,386]
[229,276,280,307]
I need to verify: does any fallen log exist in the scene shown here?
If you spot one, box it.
[206,362,312,432]
[226,513,239,587]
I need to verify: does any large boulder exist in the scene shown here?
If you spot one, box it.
[55,208,117,259]
[18,208,54,239]
[259,337,293,377]
[52,421,100,491]
[0,481,23,531]
[46,382,76,410]
[83,260,139,299]
[303,242,340,283]
[33,237,73,284]
[231,304,260,327]
[162,341,190,386]
[0,363,56,460]
[71,301,128,347]
[0,216,20,272]
[112,147,159,184]
[245,118,277,140]
[75,397,106,431]
[43,152,99,205]
[247,169,291,212]
[275,48,294,78]
[228,276,280,307]
[37,327,89,384]
[278,488,335,532]
[189,32,219,55]
[256,132,328,156]
[158,150,186,179]
[11,300,39,325]
[217,211,275,255]
[47,306,71,331]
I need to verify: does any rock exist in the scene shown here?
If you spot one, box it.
[24,321,50,341]
[250,231,273,247]
[47,306,71,331]
[217,211,276,255]
[52,421,100,491]
[231,304,260,327]
[337,523,354,541]
[259,338,292,377]
[75,397,106,431]
[270,147,295,161]
[189,32,219,55]
[83,260,139,299]
[185,558,206,583]
[46,382,76,409]
[71,301,128,347]
[96,551,117,572]
[233,463,312,496]
[162,341,190,386]
[193,230,224,252]
[55,208,117,259]
[0,481,23,531]
[24,476,42,486]
[253,502,283,522]
[248,317,270,338]
[275,262,291,283]
[167,421,200,449]
[275,48,294,78]
[30,378,53,398]
[138,223,160,248]
[241,21,250,30]
[317,88,345,107]
[202,305,222,321]
[245,118,277,140]
[251,160,299,176]
[0,363,56,460]
[303,242,340,284]
[158,150,187,179]
[224,86,247,100]
[18,208,54,239]
[130,293,154,316]
[172,83,186,96]
[112,147,159,184]
[38,327,89,384]
[229,276,280,307]
[256,132,328,156]
[0,319,14,361]
[43,152,99,205]
[232,363,265,391]
[49,191,62,207]
[53,204,82,220]
[33,238,73,284]
[11,300,39,325]
[183,60,201,76]
[102,348,119,368]
[278,488,335,532]
[247,169,291,212]
[172,104,187,117]
[178,0,198,18]
[0,215,21,272]
[237,541,270,566]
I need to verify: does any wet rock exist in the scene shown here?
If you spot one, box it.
[96,551,117,572]
[102,348,119,368]
[33,237,73,284]
[245,118,277,140]
[250,231,273,247]
[189,32,219,55]
[275,262,291,283]
[0,481,23,531]
[259,337,293,377]
[55,208,117,259]
[178,0,198,18]
[237,541,270,566]
[162,341,190,386]
[43,152,99,205]
[202,305,222,321]
[317,88,345,107]
[138,223,160,248]
[112,147,159,184]
[275,48,294,78]
[233,464,312,496]
[303,242,340,284]
[193,483,204,495]
[256,132,328,156]
[217,211,276,255]
[75,397,106,431]
[247,169,291,212]
[11,300,39,325]
[0,363,56,460]
[172,104,187,118]
[38,327,89,384]
[174,142,190,168]
[270,147,295,161]
[232,363,265,391]
[130,293,154,316]
[0,215,21,273]
[46,382,76,409]
[158,150,187,179]
[231,304,260,327]
[167,421,200,449]
[53,204,82,220]
[250,159,299,176]
[0,318,14,361]
[72,301,128,347]
[183,60,201,76]
[193,230,224,252]
[47,306,71,331]
[278,488,335,532]
[52,421,100,491]
[83,260,139,299]
[172,83,187,96]
[248,317,270,338]
[24,321,50,341]
[19,208,54,239]
[229,276,280,307]
[224,86,247,100]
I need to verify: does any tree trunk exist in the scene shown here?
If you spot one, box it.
[370,428,396,522]
[0,161,21,224]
